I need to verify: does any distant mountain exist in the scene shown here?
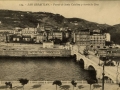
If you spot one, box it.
[0,10,120,44]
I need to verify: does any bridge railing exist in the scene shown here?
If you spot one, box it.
[98,79,114,83]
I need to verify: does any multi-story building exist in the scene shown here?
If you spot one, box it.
[90,34,106,48]
[105,33,111,42]
[22,36,31,42]
[8,30,14,34]
[64,31,70,38]
[53,31,63,40]
[0,30,14,34]
[48,31,53,40]
[90,29,106,48]
[43,41,54,48]
[74,29,108,49]
[21,28,37,36]
[13,29,22,35]
[35,31,47,43]
[0,32,6,42]
[74,29,90,46]
[12,35,21,42]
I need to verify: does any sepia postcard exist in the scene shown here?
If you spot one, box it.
[0,0,120,90]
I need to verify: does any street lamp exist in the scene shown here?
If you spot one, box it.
[102,63,105,90]
[102,56,108,90]
[116,61,119,84]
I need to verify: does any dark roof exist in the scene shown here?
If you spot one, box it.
[22,35,31,38]
[53,30,63,33]
[80,29,90,32]
[12,36,21,38]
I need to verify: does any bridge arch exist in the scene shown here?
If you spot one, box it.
[99,74,116,83]
[104,76,112,80]
[87,65,97,81]
[79,58,84,69]
[88,65,95,70]
[73,54,77,61]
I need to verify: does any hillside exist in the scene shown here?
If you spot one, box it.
[106,24,120,44]
[0,10,120,44]
[0,10,110,30]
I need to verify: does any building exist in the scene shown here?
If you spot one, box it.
[13,29,22,35]
[0,30,14,42]
[90,34,106,48]
[0,30,14,34]
[105,33,111,41]
[74,29,108,49]
[48,31,53,40]
[21,28,37,36]
[37,23,45,32]
[65,31,70,38]
[90,29,106,48]
[0,32,7,42]
[75,29,90,46]
[53,31,63,40]
[35,31,47,43]
[44,25,53,31]
[12,35,21,42]
[22,36,31,42]
[43,41,54,48]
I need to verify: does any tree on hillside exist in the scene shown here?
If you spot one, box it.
[53,80,62,90]
[71,80,77,90]
[19,78,29,90]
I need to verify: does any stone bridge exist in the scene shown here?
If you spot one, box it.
[71,45,120,83]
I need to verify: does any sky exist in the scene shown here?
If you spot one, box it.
[0,0,120,25]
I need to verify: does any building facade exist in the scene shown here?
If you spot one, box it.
[75,29,90,46]
[90,34,106,48]
[90,29,106,48]
[53,31,63,40]
[21,28,37,36]
[74,29,108,49]
[0,32,6,42]
[35,31,47,43]
[105,33,111,42]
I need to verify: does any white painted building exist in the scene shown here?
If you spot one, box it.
[105,33,111,41]
[43,41,54,48]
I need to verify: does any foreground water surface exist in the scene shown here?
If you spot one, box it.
[0,57,89,81]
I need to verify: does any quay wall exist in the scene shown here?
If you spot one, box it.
[0,49,71,57]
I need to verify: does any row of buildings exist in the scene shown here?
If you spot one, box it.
[0,25,110,49]
[0,27,70,43]
[74,29,110,48]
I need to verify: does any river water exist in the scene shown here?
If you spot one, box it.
[0,57,89,81]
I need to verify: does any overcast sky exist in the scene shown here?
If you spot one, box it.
[0,0,120,25]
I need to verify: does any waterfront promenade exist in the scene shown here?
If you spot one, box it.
[0,81,119,90]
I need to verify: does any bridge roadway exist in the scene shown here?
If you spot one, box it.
[71,45,120,83]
